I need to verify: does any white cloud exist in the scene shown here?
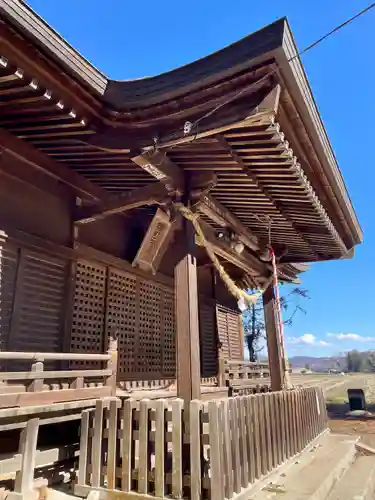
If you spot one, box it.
[288,334,331,347]
[290,333,316,345]
[318,340,331,347]
[327,333,375,342]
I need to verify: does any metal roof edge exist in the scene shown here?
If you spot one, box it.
[278,19,363,247]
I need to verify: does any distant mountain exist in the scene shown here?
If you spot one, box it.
[289,355,345,371]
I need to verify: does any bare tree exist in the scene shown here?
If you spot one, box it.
[243,287,309,361]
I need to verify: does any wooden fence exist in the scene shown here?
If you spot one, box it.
[75,387,327,500]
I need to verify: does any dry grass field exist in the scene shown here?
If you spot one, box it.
[293,373,375,447]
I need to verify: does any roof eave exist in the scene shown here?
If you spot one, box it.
[274,19,363,248]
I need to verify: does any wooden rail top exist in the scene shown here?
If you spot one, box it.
[0,352,110,361]
[225,360,269,369]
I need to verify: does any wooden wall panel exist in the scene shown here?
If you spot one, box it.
[78,215,129,259]
[227,312,242,360]
[0,172,71,246]
[11,250,68,353]
[216,305,243,361]
[199,301,217,377]
[216,306,229,359]
[0,228,69,363]
[0,232,18,356]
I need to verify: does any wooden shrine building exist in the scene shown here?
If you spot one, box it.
[0,1,362,402]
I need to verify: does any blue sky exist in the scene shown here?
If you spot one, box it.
[26,0,375,357]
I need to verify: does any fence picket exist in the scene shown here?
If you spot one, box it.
[269,393,278,468]
[91,400,104,488]
[208,401,224,500]
[190,400,201,500]
[172,399,184,499]
[278,392,286,464]
[78,410,90,486]
[122,399,133,492]
[155,399,166,498]
[264,394,272,472]
[237,397,249,487]
[290,391,298,455]
[107,399,118,490]
[250,396,262,480]
[220,399,233,498]
[244,397,255,483]
[229,398,241,493]
[138,399,150,494]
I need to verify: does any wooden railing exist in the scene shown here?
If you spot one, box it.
[118,376,218,392]
[219,358,269,383]
[75,387,327,500]
[0,338,118,410]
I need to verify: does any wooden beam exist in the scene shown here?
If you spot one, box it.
[198,194,260,252]
[133,150,261,255]
[149,84,281,150]
[198,219,266,278]
[132,208,176,274]
[263,284,283,391]
[74,183,170,224]
[132,151,184,193]
[0,127,104,201]
[175,219,201,406]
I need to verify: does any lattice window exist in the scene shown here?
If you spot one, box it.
[71,260,106,361]
[162,288,176,377]
[137,280,162,378]
[107,269,137,379]
[199,301,217,377]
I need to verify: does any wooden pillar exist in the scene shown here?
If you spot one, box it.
[175,218,201,405]
[263,283,283,391]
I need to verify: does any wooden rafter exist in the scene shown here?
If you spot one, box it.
[74,182,170,224]
[216,133,321,259]
[0,127,104,201]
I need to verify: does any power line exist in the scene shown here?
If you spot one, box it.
[294,2,375,61]
[165,2,375,143]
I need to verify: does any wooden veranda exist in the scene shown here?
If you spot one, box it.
[0,1,363,499]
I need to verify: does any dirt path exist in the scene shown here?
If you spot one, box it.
[326,374,375,448]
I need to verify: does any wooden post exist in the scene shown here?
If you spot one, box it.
[217,347,226,387]
[263,283,283,391]
[28,361,44,392]
[106,336,118,397]
[175,218,201,406]
[10,418,39,500]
